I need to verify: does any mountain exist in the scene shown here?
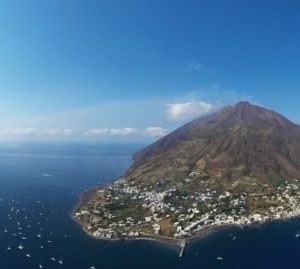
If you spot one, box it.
[74,102,300,241]
[126,102,300,190]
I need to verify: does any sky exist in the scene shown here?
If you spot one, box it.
[0,0,300,141]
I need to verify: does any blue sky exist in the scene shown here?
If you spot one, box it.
[0,0,300,141]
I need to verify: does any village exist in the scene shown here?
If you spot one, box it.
[74,175,300,241]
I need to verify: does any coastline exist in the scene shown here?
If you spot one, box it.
[72,188,300,257]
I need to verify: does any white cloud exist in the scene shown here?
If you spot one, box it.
[39,129,62,136]
[39,128,75,136]
[83,129,109,136]
[1,128,39,136]
[62,129,75,136]
[0,127,166,138]
[84,128,138,136]
[0,128,75,137]
[187,62,204,71]
[144,127,167,137]
[109,128,138,136]
[166,101,214,121]
[84,127,166,137]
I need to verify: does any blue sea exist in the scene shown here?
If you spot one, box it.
[0,142,300,269]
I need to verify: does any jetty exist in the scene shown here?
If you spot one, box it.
[179,240,186,258]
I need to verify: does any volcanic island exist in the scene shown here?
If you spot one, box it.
[73,102,300,253]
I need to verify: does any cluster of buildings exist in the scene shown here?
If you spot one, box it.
[74,176,300,240]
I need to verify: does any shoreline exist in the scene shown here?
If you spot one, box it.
[72,188,300,256]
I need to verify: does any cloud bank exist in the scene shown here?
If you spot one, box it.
[0,127,166,138]
[84,127,166,137]
[84,128,138,136]
[144,127,167,137]
[0,128,75,137]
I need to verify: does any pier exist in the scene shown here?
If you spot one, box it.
[179,240,186,258]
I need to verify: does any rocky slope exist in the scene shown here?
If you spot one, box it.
[126,102,300,190]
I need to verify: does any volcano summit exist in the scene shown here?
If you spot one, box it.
[74,102,300,241]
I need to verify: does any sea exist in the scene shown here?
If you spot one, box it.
[0,142,300,269]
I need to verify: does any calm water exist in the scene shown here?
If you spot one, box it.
[0,142,300,269]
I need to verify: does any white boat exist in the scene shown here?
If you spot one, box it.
[26,253,31,258]
[51,257,56,261]
[90,265,96,269]
[58,259,63,264]
[42,173,53,177]
[39,264,43,269]
[18,245,24,250]
[217,257,223,261]
[296,231,300,238]
[37,233,42,238]
[6,247,12,251]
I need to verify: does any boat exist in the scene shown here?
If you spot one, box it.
[26,253,31,258]
[296,231,300,238]
[90,265,96,269]
[38,264,43,269]
[6,247,12,251]
[58,259,63,264]
[18,244,24,250]
[217,257,223,261]
[51,256,56,261]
